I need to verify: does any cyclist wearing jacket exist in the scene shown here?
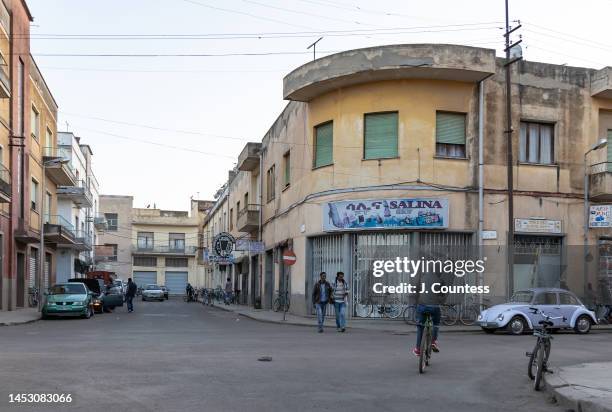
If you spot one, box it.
[412,270,445,357]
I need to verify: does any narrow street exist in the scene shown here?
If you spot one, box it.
[1,300,610,412]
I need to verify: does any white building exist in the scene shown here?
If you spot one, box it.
[55,132,100,282]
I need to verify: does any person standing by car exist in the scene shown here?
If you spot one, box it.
[312,272,334,333]
[332,271,349,332]
[126,278,137,313]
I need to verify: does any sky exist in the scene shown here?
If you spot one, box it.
[26,0,612,211]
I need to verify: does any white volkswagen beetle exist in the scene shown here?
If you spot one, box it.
[478,288,597,335]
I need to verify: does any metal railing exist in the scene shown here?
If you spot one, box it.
[74,230,93,248]
[46,215,75,235]
[57,179,93,203]
[133,244,198,254]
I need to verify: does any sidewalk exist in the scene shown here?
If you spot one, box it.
[0,308,40,326]
[210,303,479,333]
[545,362,612,412]
[211,303,612,334]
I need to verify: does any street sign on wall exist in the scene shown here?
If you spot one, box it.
[514,218,561,234]
[590,205,612,228]
[282,250,296,266]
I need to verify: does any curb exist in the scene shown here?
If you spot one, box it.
[545,368,612,412]
[0,316,41,327]
[209,305,481,333]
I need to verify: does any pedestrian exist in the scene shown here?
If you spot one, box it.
[332,271,349,332]
[234,283,241,304]
[126,278,137,313]
[312,271,334,333]
[224,277,233,305]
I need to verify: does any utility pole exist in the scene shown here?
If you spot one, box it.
[307,37,323,61]
[504,0,522,297]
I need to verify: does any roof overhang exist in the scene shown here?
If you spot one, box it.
[283,44,497,102]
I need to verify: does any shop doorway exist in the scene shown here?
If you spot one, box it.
[513,235,562,292]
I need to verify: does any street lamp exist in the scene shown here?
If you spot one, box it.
[38,157,69,311]
[583,138,607,302]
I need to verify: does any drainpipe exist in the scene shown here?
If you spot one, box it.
[258,147,263,308]
[478,80,485,308]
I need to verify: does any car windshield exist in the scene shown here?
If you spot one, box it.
[49,284,86,295]
[510,291,533,303]
[146,285,159,290]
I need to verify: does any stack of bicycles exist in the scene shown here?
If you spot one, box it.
[403,296,490,326]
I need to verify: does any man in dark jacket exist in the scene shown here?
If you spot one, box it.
[126,278,137,313]
[312,272,334,333]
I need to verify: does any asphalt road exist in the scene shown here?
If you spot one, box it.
[1,298,611,412]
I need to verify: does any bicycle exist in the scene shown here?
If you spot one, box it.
[403,304,417,325]
[440,303,458,326]
[525,307,566,391]
[357,292,401,319]
[28,287,39,308]
[273,290,290,313]
[202,288,214,306]
[459,296,491,326]
[594,304,611,324]
[418,312,434,374]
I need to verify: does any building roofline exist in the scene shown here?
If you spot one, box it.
[21,0,33,21]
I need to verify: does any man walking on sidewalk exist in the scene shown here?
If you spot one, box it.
[224,277,233,305]
[126,278,137,313]
[333,271,349,332]
[312,272,334,333]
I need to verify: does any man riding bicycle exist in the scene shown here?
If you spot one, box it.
[412,271,446,357]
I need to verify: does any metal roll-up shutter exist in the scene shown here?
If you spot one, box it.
[29,252,36,289]
[311,235,344,317]
[164,272,188,296]
[133,271,157,289]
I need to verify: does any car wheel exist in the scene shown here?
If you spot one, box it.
[142,297,146,301]
[574,315,592,334]
[84,307,91,319]
[506,316,526,335]
[481,327,496,334]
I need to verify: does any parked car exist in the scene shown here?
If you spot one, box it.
[68,278,123,313]
[478,288,597,335]
[142,284,165,301]
[42,282,94,319]
[160,285,169,300]
[114,279,127,295]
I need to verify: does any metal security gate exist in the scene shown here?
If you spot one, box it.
[353,231,473,317]
[513,235,561,292]
[353,232,413,317]
[598,239,612,304]
[133,271,157,289]
[165,271,188,295]
[311,235,344,317]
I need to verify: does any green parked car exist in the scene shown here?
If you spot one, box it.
[42,283,94,319]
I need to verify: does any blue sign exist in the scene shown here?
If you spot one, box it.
[323,198,449,231]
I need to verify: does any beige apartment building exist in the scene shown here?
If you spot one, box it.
[97,196,213,294]
[202,43,612,317]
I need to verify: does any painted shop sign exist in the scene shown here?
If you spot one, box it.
[323,198,448,231]
[590,205,612,228]
[514,218,562,234]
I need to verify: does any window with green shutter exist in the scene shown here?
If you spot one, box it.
[283,151,290,187]
[314,121,333,168]
[364,112,398,160]
[435,112,467,158]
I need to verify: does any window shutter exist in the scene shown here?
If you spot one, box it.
[314,122,333,167]
[436,112,466,145]
[364,112,398,159]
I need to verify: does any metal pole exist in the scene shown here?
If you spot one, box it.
[505,0,515,297]
[478,81,485,308]
[584,153,589,301]
[38,165,45,311]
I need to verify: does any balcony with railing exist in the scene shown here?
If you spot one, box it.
[0,163,10,202]
[93,215,108,230]
[74,230,93,251]
[236,204,260,232]
[237,142,262,171]
[590,162,612,201]
[44,215,76,245]
[43,146,77,186]
[57,179,93,208]
[132,244,198,256]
